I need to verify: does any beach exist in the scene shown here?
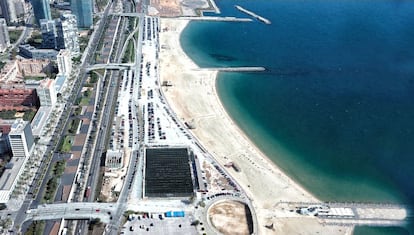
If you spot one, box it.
[159,18,349,234]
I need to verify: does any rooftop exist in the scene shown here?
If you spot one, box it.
[0,157,26,202]
[9,119,28,135]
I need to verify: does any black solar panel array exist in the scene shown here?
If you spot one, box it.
[145,148,194,197]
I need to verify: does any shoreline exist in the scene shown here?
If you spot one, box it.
[159,18,349,234]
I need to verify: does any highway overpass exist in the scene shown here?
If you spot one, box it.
[86,63,135,71]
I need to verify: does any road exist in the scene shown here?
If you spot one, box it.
[11,1,117,233]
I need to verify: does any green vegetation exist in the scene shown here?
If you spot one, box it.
[0,61,6,70]
[128,18,136,31]
[25,220,45,235]
[43,159,66,202]
[80,89,92,105]
[79,35,89,52]
[53,159,66,176]
[122,39,135,63]
[23,76,45,81]
[93,16,100,25]
[68,118,81,134]
[27,31,42,47]
[0,218,12,230]
[74,106,82,116]
[0,110,37,121]
[60,135,74,152]
[72,56,81,64]
[23,110,37,121]
[90,74,99,83]
[123,210,138,218]
[8,30,23,44]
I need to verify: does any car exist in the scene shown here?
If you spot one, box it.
[75,208,80,211]
[96,209,100,212]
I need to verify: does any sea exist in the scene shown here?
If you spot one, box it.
[180,0,414,234]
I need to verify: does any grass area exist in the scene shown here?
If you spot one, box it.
[81,97,91,105]
[90,72,99,83]
[8,30,23,44]
[122,39,135,63]
[68,118,81,134]
[43,159,66,202]
[25,220,45,235]
[80,88,92,105]
[60,135,74,152]
[0,110,37,121]
[128,17,136,31]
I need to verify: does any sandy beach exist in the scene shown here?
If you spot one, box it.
[159,18,349,235]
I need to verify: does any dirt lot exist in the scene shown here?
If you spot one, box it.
[208,200,251,235]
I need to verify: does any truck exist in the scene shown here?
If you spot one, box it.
[84,186,91,198]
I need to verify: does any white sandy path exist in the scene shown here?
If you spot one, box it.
[159,18,348,235]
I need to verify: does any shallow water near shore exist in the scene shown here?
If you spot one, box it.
[180,0,414,233]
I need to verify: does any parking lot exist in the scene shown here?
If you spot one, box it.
[121,214,197,235]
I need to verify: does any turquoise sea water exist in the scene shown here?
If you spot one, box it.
[180,0,414,233]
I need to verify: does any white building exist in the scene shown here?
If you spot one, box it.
[36,78,57,106]
[0,18,10,52]
[8,119,35,158]
[0,120,34,203]
[57,49,72,75]
[56,13,80,56]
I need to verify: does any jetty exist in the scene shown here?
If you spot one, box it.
[235,5,271,24]
[195,67,266,72]
[271,201,409,227]
[179,16,253,22]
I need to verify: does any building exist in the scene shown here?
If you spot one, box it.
[56,13,79,56]
[8,119,34,158]
[13,0,25,22]
[0,88,38,111]
[0,119,14,134]
[0,156,27,202]
[30,0,51,25]
[56,49,72,75]
[144,147,195,198]
[0,18,10,52]
[0,0,23,24]
[0,133,10,155]
[0,0,14,23]
[0,58,52,82]
[71,0,92,28]
[36,78,56,106]
[40,19,57,49]
[19,44,58,59]
[105,150,124,169]
[0,120,32,203]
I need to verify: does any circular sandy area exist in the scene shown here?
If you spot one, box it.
[208,200,253,235]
